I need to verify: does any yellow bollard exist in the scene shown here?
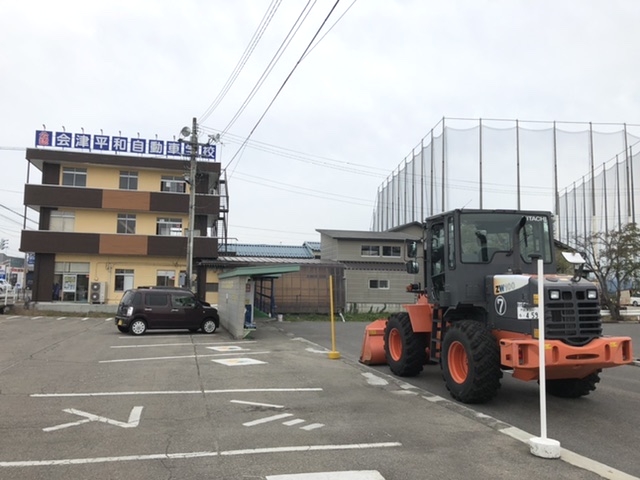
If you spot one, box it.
[328,274,341,359]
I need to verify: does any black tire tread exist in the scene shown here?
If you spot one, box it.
[441,320,502,404]
[383,312,427,377]
[546,372,600,398]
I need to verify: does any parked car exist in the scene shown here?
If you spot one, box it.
[0,279,13,294]
[115,286,219,335]
[630,296,640,307]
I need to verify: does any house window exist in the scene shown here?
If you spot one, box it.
[117,214,136,234]
[157,217,183,236]
[119,171,138,190]
[361,245,380,257]
[382,246,401,257]
[50,211,75,232]
[156,270,175,286]
[161,176,186,193]
[62,167,87,187]
[369,279,390,289]
[115,269,134,291]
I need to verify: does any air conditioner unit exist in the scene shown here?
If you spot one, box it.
[90,282,107,304]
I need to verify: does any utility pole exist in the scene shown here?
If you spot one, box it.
[186,117,198,291]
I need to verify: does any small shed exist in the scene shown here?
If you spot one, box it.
[217,265,300,338]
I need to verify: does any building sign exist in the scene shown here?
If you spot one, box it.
[34,129,216,159]
[63,274,77,293]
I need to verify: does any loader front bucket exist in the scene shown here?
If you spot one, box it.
[359,318,388,365]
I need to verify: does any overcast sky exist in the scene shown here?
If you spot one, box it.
[1,0,640,257]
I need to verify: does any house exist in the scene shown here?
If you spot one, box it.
[317,228,421,313]
[20,147,224,305]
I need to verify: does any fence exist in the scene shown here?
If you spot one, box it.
[372,117,640,246]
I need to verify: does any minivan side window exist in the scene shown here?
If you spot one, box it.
[172,293,196,308]
[146,293,168,306]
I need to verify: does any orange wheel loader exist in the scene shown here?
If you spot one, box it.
[360,209,634,404]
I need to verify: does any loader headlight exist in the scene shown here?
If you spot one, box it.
[587,289,598,300]
[549,289,560,300]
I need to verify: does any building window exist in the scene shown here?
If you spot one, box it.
[361,245,380,257]
[119,171,138,190]
[117,214,136,234]
[62,167,87,187]
[156,270,175,286]
[161,175,186,193]
[157,217,183,236]
[382,246,401,257]
[50,211,75,232]
[115,269,134,291]
[369,279,389,289]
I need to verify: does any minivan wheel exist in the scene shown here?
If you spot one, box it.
[201,319,217,334]
[130,319,147,335]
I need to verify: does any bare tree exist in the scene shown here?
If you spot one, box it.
[573,223,640,322]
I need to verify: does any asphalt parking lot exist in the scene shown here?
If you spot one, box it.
[0,313,627,480]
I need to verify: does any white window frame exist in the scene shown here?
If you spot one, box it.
[50,211,75,232]
[368,279,390,290]
[119,170,138,190]
[62,167,87,187]
[156,217,183,236]
[161,175,186,193]
[115,269,134,291]
[117,213,136,234]
[361,245,380,257]
[382,246,402,257]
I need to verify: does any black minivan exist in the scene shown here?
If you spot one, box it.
[115,287,220,335]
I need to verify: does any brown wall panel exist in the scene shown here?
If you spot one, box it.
[149,192,188,213]
[24,184,102,209]
[21,231,100,254]
[102,190,150,211]
[193,237,218,258]
[33,253,55,302]
[147,235,185,256]
[99,234,147,255]
[42,163,60,185]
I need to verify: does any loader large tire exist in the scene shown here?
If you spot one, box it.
[546,372,600,398]
[384,312,428,377]
[441,320,502,404]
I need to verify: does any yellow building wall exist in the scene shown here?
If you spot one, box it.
[74,210,174,235]
[56,253,188,304]
[60,165,187,193]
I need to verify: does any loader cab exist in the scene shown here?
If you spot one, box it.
[423,209,555,308]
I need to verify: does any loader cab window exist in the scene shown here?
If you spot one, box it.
[430,222,446,299]
[459,212,552,264]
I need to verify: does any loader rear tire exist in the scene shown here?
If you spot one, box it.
[546,371,600,398]
[441,320,502,404]
[384,312,427,377]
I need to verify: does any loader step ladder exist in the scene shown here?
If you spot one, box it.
[430,308,444,361]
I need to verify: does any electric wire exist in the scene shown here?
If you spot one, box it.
[199,0,282,123]
[224,0,343,176]
[221,0,317,137]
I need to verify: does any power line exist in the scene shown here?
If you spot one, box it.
[221,0,318,136]
[199,0,283,123]
[224,0,343,176]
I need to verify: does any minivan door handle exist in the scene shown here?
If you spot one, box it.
[144,308,152,311]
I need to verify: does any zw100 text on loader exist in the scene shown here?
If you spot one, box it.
[360,209,634,403]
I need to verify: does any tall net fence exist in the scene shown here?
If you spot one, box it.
[372,118,640,246]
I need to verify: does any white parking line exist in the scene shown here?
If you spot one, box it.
[230,400,284,408]
[0,442,402,468]
[31,388,323,398]
[111,341,256,349]
[267,472,385,480]
[99,351,270,363]
[243,413,293,426]
[56,317,66,321]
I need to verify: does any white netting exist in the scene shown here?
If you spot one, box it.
[372,118,640,245]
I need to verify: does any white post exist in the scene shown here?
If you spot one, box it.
[529,257,561,458]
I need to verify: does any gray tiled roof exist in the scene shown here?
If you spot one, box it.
[219,243,315,259]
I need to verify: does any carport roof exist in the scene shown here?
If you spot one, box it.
[218,265,301,279]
